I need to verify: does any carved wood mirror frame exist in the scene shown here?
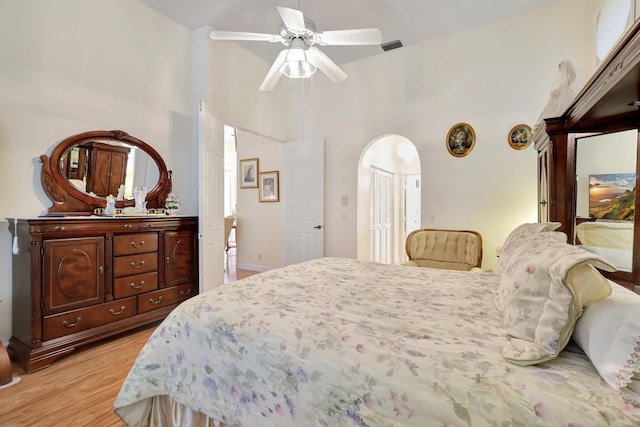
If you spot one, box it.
[40,130,172,215]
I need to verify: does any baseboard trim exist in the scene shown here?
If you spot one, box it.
[237,264,270,273]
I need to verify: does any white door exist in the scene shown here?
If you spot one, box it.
[199,100,225,291]
[370,168,392,263]
[404,174,421,238]
[283,139,324,265]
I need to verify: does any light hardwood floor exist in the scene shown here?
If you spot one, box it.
[1,252,257,426]
[1,323,158,426]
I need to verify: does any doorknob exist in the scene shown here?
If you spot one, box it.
[313,225,322,229]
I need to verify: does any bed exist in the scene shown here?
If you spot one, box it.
[576,220,633,272]
[113,229,640,426]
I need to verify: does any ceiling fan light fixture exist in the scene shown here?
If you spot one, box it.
[279,47,317,78]
[210,7,381,90]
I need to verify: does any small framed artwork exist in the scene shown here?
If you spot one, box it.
[259,170,280,203]
[446,123,476,157]
[239,158,259,189]
[508,124,532,150]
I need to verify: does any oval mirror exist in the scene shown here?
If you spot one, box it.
[58,141,160,200]
[40,130,171,215]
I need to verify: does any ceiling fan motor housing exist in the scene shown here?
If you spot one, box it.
[279,17,316,47]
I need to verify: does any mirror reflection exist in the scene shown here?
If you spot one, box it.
[59,140,160,200]
[575,129,637,272]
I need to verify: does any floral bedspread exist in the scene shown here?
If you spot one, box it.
[114,257,640,426]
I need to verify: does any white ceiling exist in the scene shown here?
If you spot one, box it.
[141,0,562,66]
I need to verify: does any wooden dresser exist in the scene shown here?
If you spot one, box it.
[8,215,198,372]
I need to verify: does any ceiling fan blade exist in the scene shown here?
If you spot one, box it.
[307,47,347,83]
[259,49,288,92]
[315,28,383,46]
[209,30,282,43]
[277,7,306,33]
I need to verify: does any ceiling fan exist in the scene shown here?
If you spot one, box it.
[209,6,383,91]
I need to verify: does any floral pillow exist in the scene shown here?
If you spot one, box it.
[499,232,615,365]
[573,282,640,406]
[495,226,565,312]
[497,222,561,274]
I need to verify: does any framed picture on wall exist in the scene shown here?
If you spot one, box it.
[508,124,532,150]
[446,123,475,157]
[239,158,259,188]
[259,171,280,202]
[588,173,635,220]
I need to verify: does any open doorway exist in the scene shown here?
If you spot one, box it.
[223,125,238,250]
[356,135,421,264]
[222,125,238,283]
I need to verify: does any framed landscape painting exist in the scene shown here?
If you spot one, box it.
[589,173,636,220]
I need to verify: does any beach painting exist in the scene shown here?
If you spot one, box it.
[589,173,636,220]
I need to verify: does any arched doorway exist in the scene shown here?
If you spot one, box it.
[356,135,421,264]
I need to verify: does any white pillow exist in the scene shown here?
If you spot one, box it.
[573,282,640,406]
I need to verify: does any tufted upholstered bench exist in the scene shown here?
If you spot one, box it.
[404,228,483,271]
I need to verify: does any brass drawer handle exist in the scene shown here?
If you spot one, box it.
[130,240,145,248]
[124,224,133,229]
[62,317,82,328]
[109,306,126,315]
[98,266,104,274]
[54,225,65,231]
[130,280,145,289]
[149,296,163,305]
[130,261,145,269]
[180,289,191,296]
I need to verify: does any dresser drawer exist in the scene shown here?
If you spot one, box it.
[113,272,158,299]
[113,253,158,278]
[113,233,158,256]
[137,283,197,314]
[42,221,139,235]
[43,297,137,341]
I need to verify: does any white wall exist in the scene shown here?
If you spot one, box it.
[311,0,600,272]
[235,131,283,270]
[0,0,195,343]
[0,0,607,343]
[0,0,295,344]
[192,26,293,142]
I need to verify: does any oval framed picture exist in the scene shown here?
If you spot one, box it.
[508,124,532,150]
[446,123,476,157]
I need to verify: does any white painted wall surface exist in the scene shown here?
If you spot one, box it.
[314,0,600,272]
[0,0,606,343]
[0,0,195,343]
[0,1,292,343]
[235,131,284,271]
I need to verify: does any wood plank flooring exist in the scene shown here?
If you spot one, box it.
[1,324,157,426]
[0,254,257,427]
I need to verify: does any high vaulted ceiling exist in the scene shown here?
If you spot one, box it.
[141,0,562,66]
